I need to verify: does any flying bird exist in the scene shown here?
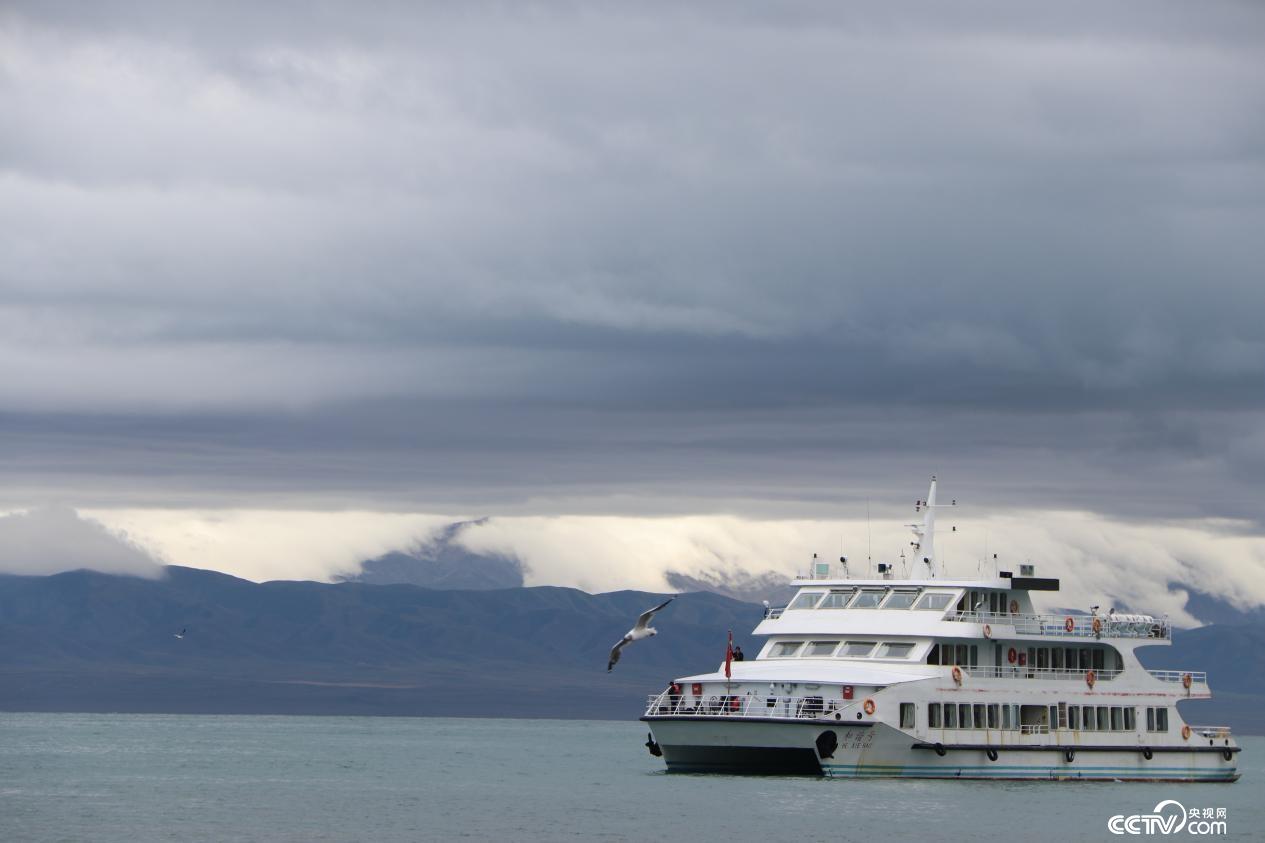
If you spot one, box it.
[174,628,186,639]
[607,597,673,671]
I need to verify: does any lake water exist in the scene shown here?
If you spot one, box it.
[0,713,1260,842]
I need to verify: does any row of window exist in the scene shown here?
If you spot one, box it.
[956,590,1015,615]
[767,640,917,660]
[925,643,1120,672]
[921,701,1169,732]
[787,588,955,612]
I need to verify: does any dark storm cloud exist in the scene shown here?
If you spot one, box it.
[1,1,1263,517]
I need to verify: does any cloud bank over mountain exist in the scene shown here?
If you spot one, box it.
[0,507,163,578]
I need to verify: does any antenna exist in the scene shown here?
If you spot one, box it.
[866,498,872,568]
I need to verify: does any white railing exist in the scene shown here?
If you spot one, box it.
[643,692,850,720]
[1147,669,1207,685]
[1188,725,1233,739]
[963,666,1122,682]
[1019,723,1050,735]
[948,611,1170,640]
[765,608,785,620]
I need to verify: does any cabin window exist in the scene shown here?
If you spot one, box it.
[955,644,968,666]
[987,703,999,729]
[1124,707,1136,731]
[1146,707,1155,732]
[770,641,804,658]
[876,642,915,659]
[928,703,942,728]
[944,702,958,728]
[1057,702,1068,729]
[900,703,915,729]
[988,592,998,614]
[1001,704,1013,730]
[959,704,973,729]
[1110,707,1123,731]
[883,591,920,610]
[788,591,824,610]
[926,643,940,665]
[1156,708,1169,732]
[1051,648,1063,671]
[804,640,840,657]
[914,592,953,611]
[1068,706,1080,730]
[839,641,876,657]
[817,589,854,609]
[850,589,886,609]
[1097,707,1109,731]
[973,704,986,730]
[1081,707,1094,731]
[1092,649,1105,671]
[1078,648,1091,670]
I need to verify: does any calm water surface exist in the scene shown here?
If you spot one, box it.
[0,713,1260,842]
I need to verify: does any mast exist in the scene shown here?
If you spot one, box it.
[910,475,937,578]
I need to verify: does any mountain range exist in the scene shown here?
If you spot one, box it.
[0,566,1260,733]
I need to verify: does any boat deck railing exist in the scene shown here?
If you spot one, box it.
[948,611,1170,640]
[643,692,850,721]
[962,666,1123,682]
[1147,669,1208,686]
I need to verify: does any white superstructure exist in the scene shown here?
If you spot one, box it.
[641,478,1240,781]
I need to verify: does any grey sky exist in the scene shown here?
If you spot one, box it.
[2,1,1264,529]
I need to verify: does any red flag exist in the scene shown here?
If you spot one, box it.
[724,629,734,679]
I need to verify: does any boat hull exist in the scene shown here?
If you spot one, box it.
[644,719,1240,781]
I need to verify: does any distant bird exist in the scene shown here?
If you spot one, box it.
[607,597,673,671]
[174,628,186,639]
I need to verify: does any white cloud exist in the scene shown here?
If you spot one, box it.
[84,508,457,582]
[0,506,163,577]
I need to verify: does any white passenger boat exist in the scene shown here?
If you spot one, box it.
[641,478,1240,781]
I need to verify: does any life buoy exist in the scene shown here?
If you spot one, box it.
[1064,616,1075,633]
[863,698,876,716]
[1182,673,1193,689]
[1182,725,1191,741]
[1085,669,1097,688]
[951,665,963,685]
[1091,616,1102,635]
[1009,599,1019,614]
[983,623,992,639]
[1007,647,1017,664]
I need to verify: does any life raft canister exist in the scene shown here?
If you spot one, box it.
[1064,616,1075,633]
[951,665,963,685]
[1007,647,1018,664]
[1182,673,1193,689]
[1085,669,1097,688]
[982,623,992,639]
[862,698,876,715]
[728,695,741,712]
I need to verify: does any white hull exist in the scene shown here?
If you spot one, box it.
[644,719,1240,781]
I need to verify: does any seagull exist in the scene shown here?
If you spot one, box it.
[174,628,186,639]
[608,597,673,671]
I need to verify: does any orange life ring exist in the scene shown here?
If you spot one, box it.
[951,665,963,685]
[1009,599,1019,614]
[1182,673,1193,689]
[863,698,876,715]
[1085,669,1097,688]
[1182,725,1191,740]
[1064,616,1075,632]
[1007,647,1017,664]
[1092,617,1102,635]
[983,623,992,639]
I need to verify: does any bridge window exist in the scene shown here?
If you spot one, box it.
[804,640,840,657]
[817,589,855,609]
[770,641,804,658]
[850,589,887,609]
[876,642,915,659]
[914,592,954,611]
[927,643,940,665]
[788,591,824,610]
[839,641,877,657]
[883,590,920,609]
